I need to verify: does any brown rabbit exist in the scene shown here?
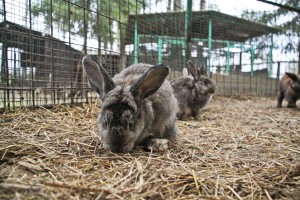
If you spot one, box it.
[171,60,217,120]
[82,55,178,153]
[277,72,300,108]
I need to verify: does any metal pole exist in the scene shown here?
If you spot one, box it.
[208,18,212,74]
[268,33,273,77]
[2,0,8,109]
[158,37,163,64]
[276,61,280,80]
[184,0,192,64]
[276,61,280,94]
[226,41,230,75]
[133,21,139,64]
[298,39,300,74]
[251,45,254,77]
[29,0,35,106]
[50,0,55,104]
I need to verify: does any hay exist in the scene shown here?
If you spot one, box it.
[0,96,299,199]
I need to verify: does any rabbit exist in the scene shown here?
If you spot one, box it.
[277,72,300,108]
[171,60,217,120]
[82,55,178,153]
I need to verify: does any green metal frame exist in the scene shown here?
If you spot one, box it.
[158,37,163,64]
[250,45,254,77]
[132,19,274,77]
[208,18,212,73]
[226,41,230,75]
[133,21,139,64]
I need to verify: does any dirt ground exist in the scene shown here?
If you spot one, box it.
[0,96,299,199]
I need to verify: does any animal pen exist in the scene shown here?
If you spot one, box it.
[1,0,300,199]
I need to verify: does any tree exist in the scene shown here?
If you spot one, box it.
[31,0,140,55]
[241,0,300,74]
[113,0,142,70]
[30,0,142,100]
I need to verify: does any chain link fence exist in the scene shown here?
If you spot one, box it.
[0,0,299,110]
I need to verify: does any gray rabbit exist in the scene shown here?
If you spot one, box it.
[82,55,178,153]
[171,60,217,120]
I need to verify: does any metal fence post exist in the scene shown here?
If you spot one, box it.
[226,41,230,75]
[250,45,254,77]
[208,18,212,75]
[133,21,139,64]
[184,0,192,64]
[158,37,163,64]
[268,33,274,77]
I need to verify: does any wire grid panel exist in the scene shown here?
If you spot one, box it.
[0,0,299,110]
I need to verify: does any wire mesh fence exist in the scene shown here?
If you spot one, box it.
[0,0,299,110]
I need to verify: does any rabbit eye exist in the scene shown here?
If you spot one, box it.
[123,120,134,129]
[101,120,108,129]
[102,118,111,129]
[103,122,107,128]
[129,120,134,128]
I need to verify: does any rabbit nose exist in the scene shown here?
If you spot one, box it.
[111,127,125,137]
[207,87,215,94]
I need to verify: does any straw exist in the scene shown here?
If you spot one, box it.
[0,96,299,199]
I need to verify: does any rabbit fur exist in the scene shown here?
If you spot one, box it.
[82,55,178,153]
[277,72,300,108]
[171,60,217,120]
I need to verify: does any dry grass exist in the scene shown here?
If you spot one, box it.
[0,96,299,200]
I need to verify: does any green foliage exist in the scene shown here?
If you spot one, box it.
[241,0,300,54]
[242,0,299,30]
[30,0,142,50]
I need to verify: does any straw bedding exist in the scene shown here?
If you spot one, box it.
[0,96,299,199]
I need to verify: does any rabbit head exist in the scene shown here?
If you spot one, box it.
[82,55,178,152]
[186,60,217,96]
[286,72,300,92]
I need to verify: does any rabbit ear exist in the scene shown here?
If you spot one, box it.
[198,62,207,76]
[187,60,200,81]
[130,64,169,101]
[285,72,299,82]
[82,55,115,99]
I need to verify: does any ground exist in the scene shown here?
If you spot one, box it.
[0,96,299,200]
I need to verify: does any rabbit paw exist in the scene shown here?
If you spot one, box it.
[193,115,201,121]
[147,139,169,151]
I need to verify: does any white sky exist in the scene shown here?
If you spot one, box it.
[210,0,277,15]
[145,0,277,16]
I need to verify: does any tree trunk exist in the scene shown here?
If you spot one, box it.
[1,42,8,84]
[83,0,90,101]
[200,0,206,10]
[83,0,90,55]
[298,38,300,75]
[70,0,90,101]
[167,0,172,11]
[119,24,127,72]
[97,0,102,63]
[173,0,182,11]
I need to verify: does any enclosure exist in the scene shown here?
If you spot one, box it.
[0,0,300,199]
[0,0,299,109]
